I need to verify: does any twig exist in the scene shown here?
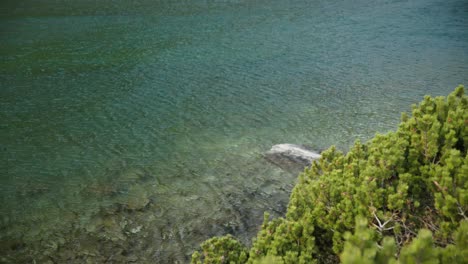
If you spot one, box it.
[457,202,468,220]
[372,211,395,232]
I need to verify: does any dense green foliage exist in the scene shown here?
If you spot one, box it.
[191,235,248,264]
[192,86,468,263]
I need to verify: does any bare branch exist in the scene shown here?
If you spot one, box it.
[457,202,468,220]
[372,211,395,233]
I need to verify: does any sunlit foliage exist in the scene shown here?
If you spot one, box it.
[192,86,468,263]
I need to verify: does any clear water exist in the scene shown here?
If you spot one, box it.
[1,0,467,262]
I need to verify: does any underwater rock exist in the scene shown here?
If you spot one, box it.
[264,144,321,171]
[84,182,118,197]
[121,184,151,211]
[130,225,142,234]
[17,182,50,197]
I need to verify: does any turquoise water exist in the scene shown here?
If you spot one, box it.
[1,0,467,262]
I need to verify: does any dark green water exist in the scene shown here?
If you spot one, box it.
[1,0,467,262]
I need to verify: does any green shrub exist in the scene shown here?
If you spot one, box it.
[192,85,468,263]
[191,235,248,264]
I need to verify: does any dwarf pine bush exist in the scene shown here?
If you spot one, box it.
[192,86,467,264]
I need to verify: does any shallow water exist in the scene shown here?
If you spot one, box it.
[1,0,467,262]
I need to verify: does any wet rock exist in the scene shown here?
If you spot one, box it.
[264,144,321,171]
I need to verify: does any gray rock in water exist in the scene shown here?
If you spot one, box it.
[264,144,321,171]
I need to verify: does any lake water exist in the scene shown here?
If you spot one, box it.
[1,0,467,262]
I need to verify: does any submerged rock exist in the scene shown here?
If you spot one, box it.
[264,144,321,171]
[119,184,151,211]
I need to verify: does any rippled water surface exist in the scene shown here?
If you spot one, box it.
[1,0,467,262]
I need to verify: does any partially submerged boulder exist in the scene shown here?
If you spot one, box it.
[264,144,321,172]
